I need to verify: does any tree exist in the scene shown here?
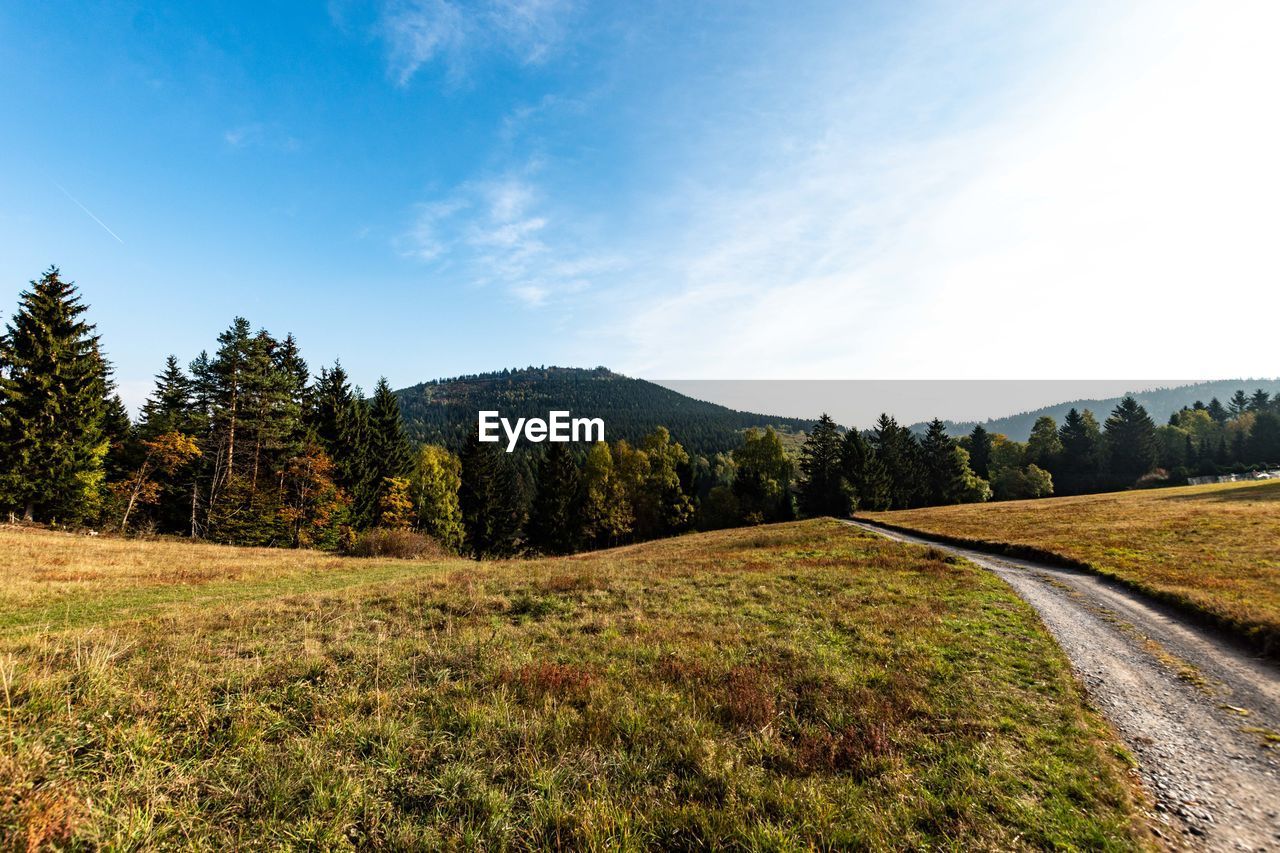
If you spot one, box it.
[528,442,582,554]
[798,414,848,517]
[0,267,111,523]
[1025,416,1063,469]
[1206,397,1229,424]
[357,377,415,527]
[114,432,202,532]
[841,427,890,512]
[459,432,525,558]
[1249,389,1272,413]
[279,442,350,549]
[377,476,414,529]
[1229,390,1250,417]
[920,419,973,506]
[1248,412,1280,464]
[991,463,1053,500]
[1056,408,1103,494]
[409,445,465,551]
[731,427,794,523]
[871,414,922,509]
[967,424,993,480]
[580,441,632,547]
[631,427,695,538]
[1104,397,1158,485]
[310,362,366,496]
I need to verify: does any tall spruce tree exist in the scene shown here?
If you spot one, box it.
[0,268,110,523]
[1103,396,1158,485]
[310,362,366,499]
[798,414,847,517]
[967,424,993,480]
[358,377,415,527]
[920,418,971,506]
[1249,389,1272,413]
[1229,390,1250,417]
[459,432,525,558]
[871,414,922,509]
[1056,408,1103,494]
[841,427,889,511]
[528,442,582,554]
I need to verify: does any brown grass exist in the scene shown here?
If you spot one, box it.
[861,479,1280,652]
[0,520,1150,849]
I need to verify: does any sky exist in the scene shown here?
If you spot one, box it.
[1,0,1277,419]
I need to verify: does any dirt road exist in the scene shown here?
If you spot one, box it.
[847,520,1280,851]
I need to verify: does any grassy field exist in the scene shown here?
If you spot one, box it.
[0,521,1147,849]
[860,480,1280,654]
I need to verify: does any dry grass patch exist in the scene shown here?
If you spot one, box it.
[0,520,1150,849]
[861,479,1280,652]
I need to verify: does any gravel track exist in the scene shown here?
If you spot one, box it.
[847,520,1280,851]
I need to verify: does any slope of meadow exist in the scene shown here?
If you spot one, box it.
[0,521,1146,849]
[860,480,1280,652]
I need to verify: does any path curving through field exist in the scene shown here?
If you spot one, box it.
[847,520,1280,851]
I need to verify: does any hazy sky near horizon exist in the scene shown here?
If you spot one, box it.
[2,1,1277,413]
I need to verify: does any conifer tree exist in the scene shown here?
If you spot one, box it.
[920,419,972,506]
[841,427,889,511]
[798,414,848,516]
[1025,416,1063,469]
[1206,397,1229,424]
[459,432,525,558]
[310,362,367,499]
[1056,408,1103,494]
[967,424,993,480]
[359,378,414,526]
[871,414,922,510]
[139,356,194,438]
[1104,396,1158,485]
[1229,390,1250,417]
[0,268,110,523]
[1249,389,1272,413]
[528,442,582,554]
[1248,412,1280,464]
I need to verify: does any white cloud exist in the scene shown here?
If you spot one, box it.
[598,0,1280,381]
[376,0,572,85]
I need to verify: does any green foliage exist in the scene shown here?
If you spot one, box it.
[871,415,923,510]
[409,445,465,552]
[0,267,110,523]
[967,424,993,479]
[579,441,632,547]
[991,463,1054,500]
[528,442,582,554]
[730,427,794,523]
[459,433,526,558]
[798,414,848,517]
[1104,396,1158,485]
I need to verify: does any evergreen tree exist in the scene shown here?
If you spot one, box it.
[528,442,582,554]
[0,268,110,523]
[1206,397,1229,424]
[1025,416,1063,469]
[1248,412,1280,464]
[1103,396,1158,485]
[458,432,525,558]
[361,377,415,526]
[1249,389,1272,413]
[841,428,890,511]
[967,424,993,480]
[1229,390,1250,417]
[139,356,193,438]
[798,414,848,516]
[920,419,972,506]
[1057,408,1103,494]
[310,362,367,499]
[871,414,922,509]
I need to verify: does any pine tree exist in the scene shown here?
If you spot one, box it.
[1249,389,1272,413]
[798,414,847,516]
[871,414,922,509]
[310,362,367,501]
[528,442,582,554]
[0,268,110,523]
[1056,408,1103,494]
[967,424,993,480]
[920,419,972,506]
[139,356,193,438]
[360,377,414,526]
[1248,412,1280,464]
[841,428,889,511]
[459,432,525,558]
[1206,398,1229,424]
[1229,390,1250,417]
[1103,396,1158,485]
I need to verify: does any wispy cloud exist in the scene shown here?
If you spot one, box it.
[376,0,573,85]
[398,173,621,305]
[53,182,124,245]
[223,123,301,152]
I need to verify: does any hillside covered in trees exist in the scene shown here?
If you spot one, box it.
[394,367,815,458]
[918,380,1280,442]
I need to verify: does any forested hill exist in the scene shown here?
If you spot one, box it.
[915,379,1280,442]
[394,367,816,457]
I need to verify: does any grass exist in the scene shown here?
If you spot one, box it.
[0,521,1148,849]
[859,479,1280,654]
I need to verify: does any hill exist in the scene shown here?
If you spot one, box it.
[911,379,1280,441]
[394,366,816,457]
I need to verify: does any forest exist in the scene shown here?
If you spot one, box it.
[2,268,1278,558]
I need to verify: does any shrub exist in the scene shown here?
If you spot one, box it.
[344,528,445,559]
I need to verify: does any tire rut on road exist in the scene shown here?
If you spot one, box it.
[847,520,1280,851]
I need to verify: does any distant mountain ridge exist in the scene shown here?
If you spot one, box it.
[910,379,1280,442]
[394,366,816,457]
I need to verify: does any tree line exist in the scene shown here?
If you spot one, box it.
[4,269,1277,557]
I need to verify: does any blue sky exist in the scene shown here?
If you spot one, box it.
[2,0,1277,414]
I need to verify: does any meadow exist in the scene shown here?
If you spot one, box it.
[860,480,1280,654]
[0,520,1147,849]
